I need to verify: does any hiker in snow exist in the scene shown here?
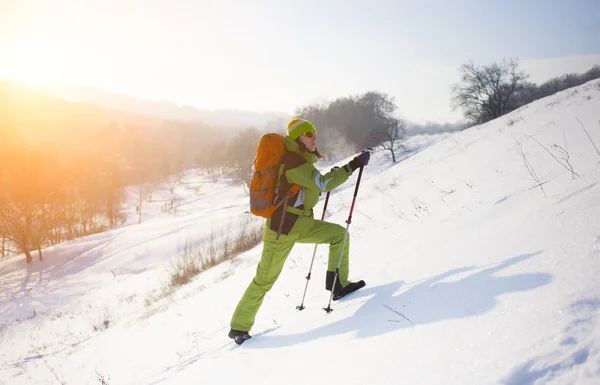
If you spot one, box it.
[229,118,370,345]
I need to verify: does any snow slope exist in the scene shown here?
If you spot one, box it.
[1,81,600,385]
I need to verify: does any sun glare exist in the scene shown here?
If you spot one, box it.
[11,61,47,87]
[3,44,62,88]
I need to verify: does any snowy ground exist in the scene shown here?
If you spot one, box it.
[1,80,600,385]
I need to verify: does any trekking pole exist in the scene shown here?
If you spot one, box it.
[324,163,365,313]
[296,190,331,311]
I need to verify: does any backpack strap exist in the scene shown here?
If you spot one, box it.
[274,183,301,240]
[273,154,303,240]
[273,153,303,207]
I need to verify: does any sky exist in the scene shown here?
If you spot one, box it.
[1,0,599,123]
[1,80,600,384]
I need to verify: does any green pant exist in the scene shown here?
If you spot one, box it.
[230,219,350,332]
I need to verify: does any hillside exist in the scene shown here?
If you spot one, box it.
[1,80,600,385]
[1,80,150,140]
[38,83,292,130]
[0,80,217,149]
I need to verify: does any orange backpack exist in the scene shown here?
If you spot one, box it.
[249,133,301,218]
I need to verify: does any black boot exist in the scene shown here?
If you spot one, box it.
[333,280,366,301]
[326,271,366,301]
[228,329,252,345]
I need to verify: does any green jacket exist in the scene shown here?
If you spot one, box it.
[269,136,354,236]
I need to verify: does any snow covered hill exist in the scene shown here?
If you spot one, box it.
[1,80,600,385]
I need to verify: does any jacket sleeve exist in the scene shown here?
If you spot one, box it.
[286,163,352,193]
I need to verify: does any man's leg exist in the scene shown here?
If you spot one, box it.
[230,229,297,332]
[296,220,350,287]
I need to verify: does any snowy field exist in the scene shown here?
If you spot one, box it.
[1,80,600,385]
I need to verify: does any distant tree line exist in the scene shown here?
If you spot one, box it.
[295,91,406,162]
[452,60,600,126]
[0,82,226,262]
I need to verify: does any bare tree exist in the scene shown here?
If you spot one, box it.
[377,118,406,163]
[1,234,9,258]
[451,59,529,126]
[296,91,400,155]
[0,154,57,263]
[0,218,14,258]
[130,132,159,225]
[102,163,126,228]
[45,196,68,244]
[76,166,106,234]
[357,92,398,149]
[136,179,147,225]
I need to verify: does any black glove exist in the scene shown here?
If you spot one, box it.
[347,150,370,172]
